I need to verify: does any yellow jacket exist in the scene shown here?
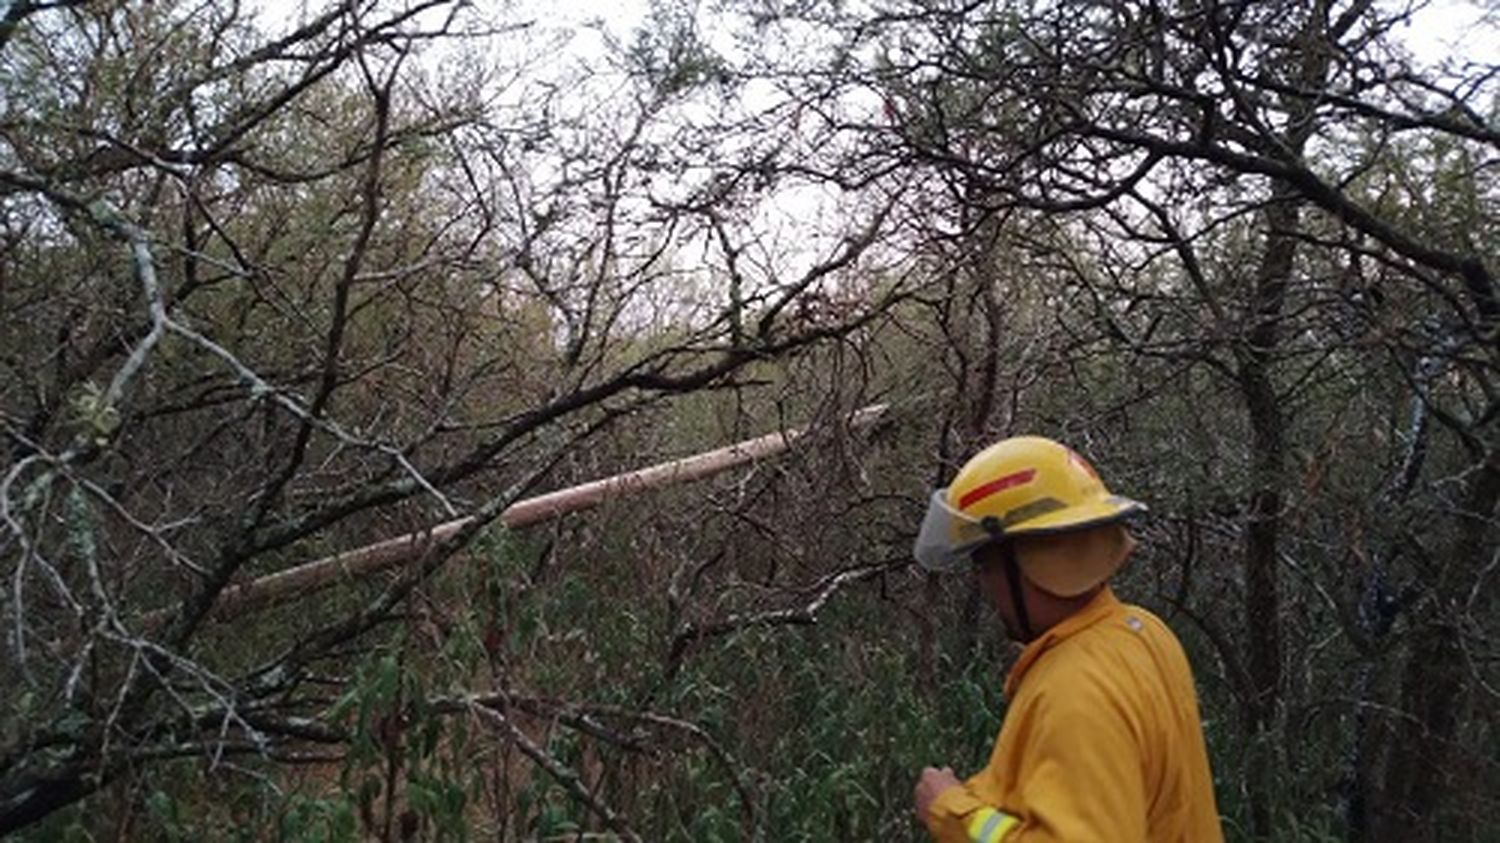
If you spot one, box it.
[924,588,1223,843]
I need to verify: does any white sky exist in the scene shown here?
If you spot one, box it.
[512,0,1498,70]
[237,0,1495,289]
[243,0,1496,76]
[1400,0,1498,63]
[241,0,1497,119]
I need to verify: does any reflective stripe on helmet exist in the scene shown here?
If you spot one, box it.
[965,807,1019,843]
[958,468,1037,510]
[997,496,1066,527]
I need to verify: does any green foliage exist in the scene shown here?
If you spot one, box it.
[607,592,1010,842]
[278,793,360,842]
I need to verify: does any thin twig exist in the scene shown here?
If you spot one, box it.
[467,701,642,842]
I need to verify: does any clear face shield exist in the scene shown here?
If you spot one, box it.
[912,489,1003,572]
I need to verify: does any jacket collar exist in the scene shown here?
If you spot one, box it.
[1004,586,1123,697]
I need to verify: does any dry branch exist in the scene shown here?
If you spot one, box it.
[437,689,763,840]
[467,702,642,842]
[668,558,905,665]
[191,404,887,621]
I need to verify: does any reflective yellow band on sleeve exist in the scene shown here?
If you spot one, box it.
[965,807,1020,843]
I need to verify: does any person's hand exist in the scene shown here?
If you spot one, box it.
[914,765,962,821]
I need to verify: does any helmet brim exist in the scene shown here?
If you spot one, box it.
[914,488,1146,574]
[1003,495,1146,536]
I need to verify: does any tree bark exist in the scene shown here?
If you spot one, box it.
[1237,191,1299,839]
[1375,446,1500,841]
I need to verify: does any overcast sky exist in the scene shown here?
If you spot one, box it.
[241,0,1495,64]
[237,0,1495,282]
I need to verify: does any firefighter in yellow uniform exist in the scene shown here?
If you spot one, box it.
[911,436,1224,843]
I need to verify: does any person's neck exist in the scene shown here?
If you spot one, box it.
[1022,583,1105,639]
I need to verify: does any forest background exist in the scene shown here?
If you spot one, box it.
[0,0,1496,840]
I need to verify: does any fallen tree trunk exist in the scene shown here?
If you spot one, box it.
[186,404,888,622]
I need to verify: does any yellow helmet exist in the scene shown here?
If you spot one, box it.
[913,436,1145,593]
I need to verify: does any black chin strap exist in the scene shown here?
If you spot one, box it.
[1000,542,1034,641]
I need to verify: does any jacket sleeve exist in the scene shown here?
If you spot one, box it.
[1004,682,1150,842]
[923,682,1149,843]
[924,784,1021,843]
